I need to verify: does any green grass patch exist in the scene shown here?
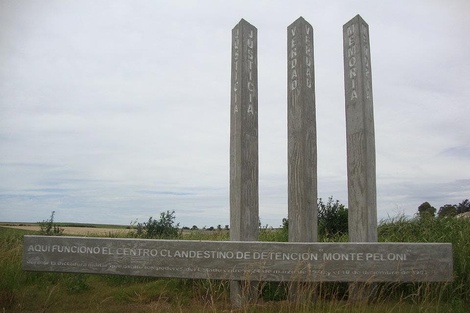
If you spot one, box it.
[1,216,469,312]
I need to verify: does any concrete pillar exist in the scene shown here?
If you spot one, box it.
[287,17,318,243]
[343,14,378,302]
[343,14,377,243]
[230,18,259,306]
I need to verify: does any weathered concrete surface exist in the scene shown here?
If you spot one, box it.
[230,19,259,242]
[343,15,377,243]
[287,17,317,243]
[230,18,259,306]
[23,236,453,282]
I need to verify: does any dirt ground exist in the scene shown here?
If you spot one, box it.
[1,225,131,236]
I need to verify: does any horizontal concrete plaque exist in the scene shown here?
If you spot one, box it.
[23,236,452,282]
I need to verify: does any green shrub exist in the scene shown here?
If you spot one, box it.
[318,197,348,237]
[131,210,181,239]
[281,197,348,241]
[38,211,64,236]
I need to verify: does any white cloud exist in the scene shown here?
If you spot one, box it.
[1,0,469,228]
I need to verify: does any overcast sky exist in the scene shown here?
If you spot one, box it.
[1,0,469,228]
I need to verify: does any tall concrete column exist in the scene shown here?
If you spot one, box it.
[287,17,318,243]
[343,14,378,302]
[230,18,259,306]
[343,14,377,243]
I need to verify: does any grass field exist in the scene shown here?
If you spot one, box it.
[1,216,469,312]
[1,224,132,236]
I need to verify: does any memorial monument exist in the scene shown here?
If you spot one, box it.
[21,15,454,309]
[230,18,259,305]
[230,18,259,243]
[287,17,318,243]
[343,14,378,301]
[343,14,377,243]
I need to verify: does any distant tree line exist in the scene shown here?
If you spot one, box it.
[126,197,349,240]
[417,199,470,218]
[37,198,469,240]
[183,225,230,231]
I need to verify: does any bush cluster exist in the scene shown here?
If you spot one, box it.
[38,211,64,236]
[317,197,348,237]
[280,197,348,241]
[131,210,181,239]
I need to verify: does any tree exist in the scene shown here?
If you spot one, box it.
[437,204,457,218]
[281,218,288,232]
[417,202,436,218]
[318,197,348,237]
[281,197,348,238]
[456,199,470,214]
[134,210,180,239]
[277,218,289,240]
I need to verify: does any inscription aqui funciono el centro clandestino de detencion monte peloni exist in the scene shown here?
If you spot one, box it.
[23,236,453,283]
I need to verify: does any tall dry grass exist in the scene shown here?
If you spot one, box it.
[1,215,469,312]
